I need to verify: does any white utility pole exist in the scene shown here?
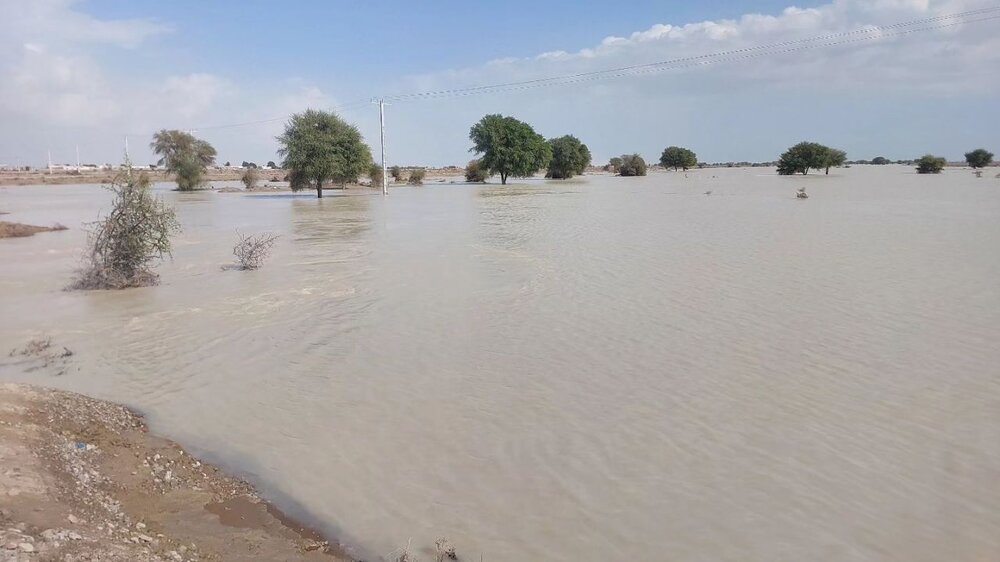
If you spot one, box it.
[373,97,388,196]
[76,145,80,170]
[124,136,130,161]
[47,149,52,174]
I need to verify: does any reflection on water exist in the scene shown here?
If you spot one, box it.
[2,167,1000,562]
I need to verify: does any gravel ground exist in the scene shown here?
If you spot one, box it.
[0,383,355,561]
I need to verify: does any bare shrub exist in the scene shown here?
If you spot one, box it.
[390,165,404,182]
[69,167,179,290]
[464,159,488,183]
[232,231,278,270]
[435,538,457,561]
[369,163,384,188]
[241,167,260,190]
[407,168,426,185]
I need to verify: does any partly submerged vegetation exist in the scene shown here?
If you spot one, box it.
[916,154,947,174]
[659,146,698,171]
[277,109,373,198]
[464,159,489,183]
[777,142,847,175]
[469,114,551,185]
[545,135,592,179]
[150,129,217,191]
[69,166,179,290]
[965,148,994,169]
[232,231,278,270]
[617,154,648,176]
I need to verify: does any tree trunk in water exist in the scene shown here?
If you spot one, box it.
[825,166,830,175]
[316,179,323,198]
[501,172,507,185]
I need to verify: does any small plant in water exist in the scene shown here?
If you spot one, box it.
[232,231,278,270]
[70,164,179,290]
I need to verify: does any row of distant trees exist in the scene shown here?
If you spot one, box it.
[148,113,996,196]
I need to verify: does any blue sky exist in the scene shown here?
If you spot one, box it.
[1,0,997,167]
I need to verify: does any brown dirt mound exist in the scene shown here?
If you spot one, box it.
[0,221,68,239]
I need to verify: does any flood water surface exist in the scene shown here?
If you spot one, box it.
[2,167,999,561]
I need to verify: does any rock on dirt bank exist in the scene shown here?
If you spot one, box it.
[0,383,353,561]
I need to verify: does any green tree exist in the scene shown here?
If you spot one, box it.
[469,114,552,185]
[617,154,647,176]
[823,148,847,175]
[965,148,994,169]
[776,142,829,175]
[150,129,217,191]
[276,109,373,198]
[659,146,697,171]
[545,135,591,179]
[606,157,623,173]
[871,156,890,165]
[266,160,277,169]
[916,154,947,174]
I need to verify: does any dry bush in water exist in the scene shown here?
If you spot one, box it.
[232,231,278,270]
[69,168,179,290]
[407,168,426,185]
[241,166,260,190]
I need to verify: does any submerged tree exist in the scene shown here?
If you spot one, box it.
[823,148,847,175]
[70,165,180,290]
[916,154,947,174]
[617,154,647,176]
[465,159,489,182]
[965,148,994,169]
[469,114,551,185]
[150,130,217,191]
[606,156,623,173]
[776,142,830,175]
[659,146,698,171]
[545,135,592,179]
[276,109,373,198]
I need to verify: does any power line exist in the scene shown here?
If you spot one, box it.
[119,8,1000,140]
[382,7,1000,102]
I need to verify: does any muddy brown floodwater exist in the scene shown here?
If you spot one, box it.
[2,167,1000,561]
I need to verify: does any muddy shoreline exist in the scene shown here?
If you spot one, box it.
[0,383,357,561]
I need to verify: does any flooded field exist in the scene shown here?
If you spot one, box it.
[2,166,999,561]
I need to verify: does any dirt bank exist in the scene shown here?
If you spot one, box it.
[0,383,355,561]
[0,222,68,239]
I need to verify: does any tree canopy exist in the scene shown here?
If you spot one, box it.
[150,129,216,191]
[776,142,844,176]
[871,156,890,165]
[469,114,551,185]
[545,135,592,179]
[823,148,847,175]
[659,146,697,171]
[606,157,623,173]
[916,154,947,174]
[276,109,373,198]
[617,154,647,177]
[965,148,994,169]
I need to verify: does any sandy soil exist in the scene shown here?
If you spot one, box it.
[0,382,355,561]
[0,222,68,239]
